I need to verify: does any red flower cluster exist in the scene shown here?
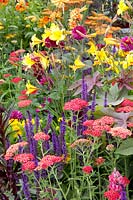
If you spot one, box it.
[83,116,115,137]
[18,99,32,108]
[33,132,50,141]
[115,106,133,113]
[4,141,28,160]
[120,99,133,107]
[109,127,132,139]
[22,161,36,171]
[11,77,22,84]
[104,190,120,200]
[13,153,34,163]
[64,98,88,111]
[35,155,63,170]
[104,169,130,200]
[82,166,93,174]
[13,153,36,171]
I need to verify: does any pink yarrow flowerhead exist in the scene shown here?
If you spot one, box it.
[4,141,28,160]
[72,25,87,40]
[120,98,133,107]
[115,106,133,113]
[109,127,132,139]
[22,161,36,171]
[120,36,133,51]
[13,153,34,163]
[33,132,50,141]
[82,166,93,174]
[64,98,88,111]
[18,99,32,108]
[35,155,63,170]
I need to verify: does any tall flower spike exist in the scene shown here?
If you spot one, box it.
[22,172,32,200]
[59,113,67,157]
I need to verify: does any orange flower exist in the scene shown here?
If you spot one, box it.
[0,0,9,5]
[15,0,29,12]
[38,16,51,28]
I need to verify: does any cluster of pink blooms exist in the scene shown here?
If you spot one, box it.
[109,127,132,139]
[83,116,115,137]
[18,99,32,108]
[33,132,50,141]
[35,155,63,170]
[4,141,28,160]
[115,106,133,113]
[63,98,88,111]
[13,153,36,171]
[13,153,34,163]
[82,166,93,174]
[116,98,133,113]
[104,169,130,200]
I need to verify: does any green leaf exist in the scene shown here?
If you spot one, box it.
[115,138,133,156]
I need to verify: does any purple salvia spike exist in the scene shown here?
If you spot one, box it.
[52,131,61,155]
[43,112,53,151]
[59,113,67,157]
[25,113,40,198]
[91,91,96,112]
[104,92,108,107]
[22,172,32,200]
[35,114,40,132]
[44,111,53,133]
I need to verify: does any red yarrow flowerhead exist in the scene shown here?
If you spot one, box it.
[13,153,34,163]
[120,98,133,107]
[33,132,50,141]
[22,161,36,171]
[35,155,63,170]
[104,190,120,200]
[11,77,22,83]
[4,141,28,160]
[18,99,32,108]
[64,98,88,111]
[82,166,93,174]
[72,25,87,40]
[115,106,133,113]
[109,127,132,139]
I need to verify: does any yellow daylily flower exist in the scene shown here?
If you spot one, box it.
[49,23,65,44]
[123,53,133,69]
[104,38,120,46]
[31,34,42,47]
[106,57,120,74]
[26,80,38,95]
[9,119,25,138]
[42,23,66,45]
[95,48,107,62]
[33,52,49,69]
[87,41,97,55]
[69,56,85,73]
[22,53,35,69]
[117,0,129,15]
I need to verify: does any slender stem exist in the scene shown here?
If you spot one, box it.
[124,157,130,200]
[51,167,67,200]
[97,166,102,200]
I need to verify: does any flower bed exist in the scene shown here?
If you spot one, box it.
[0,0,133,199]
